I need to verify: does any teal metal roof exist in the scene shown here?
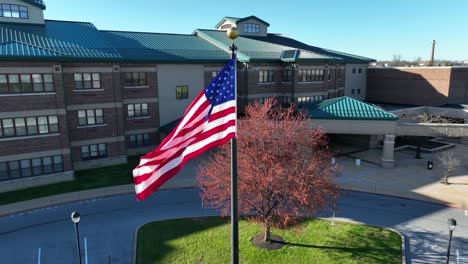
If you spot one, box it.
[22,0,46,9]
[309,97,398,120]
[100,30,230,62]
[0,20,121,60]
[195,29,373,63]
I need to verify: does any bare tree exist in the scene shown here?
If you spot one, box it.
[392,54,402,66]
[415,112,449,124]
[437,151,462,184]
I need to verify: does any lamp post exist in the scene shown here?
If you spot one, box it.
[446,218,457,264]
[71,211,82,264]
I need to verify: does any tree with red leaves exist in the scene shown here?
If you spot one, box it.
[197,100,340,244]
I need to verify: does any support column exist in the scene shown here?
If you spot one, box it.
[369,135,380,149]
[462,119,468,145]
[381,135,396,168]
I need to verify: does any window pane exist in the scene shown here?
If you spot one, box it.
[0,74,7,93]
[93,81,100,88]
[43,74,54,91]
[90,145,98,156]
[21,160,32,177]
[43,157,53,174]
[20,74,32,93]
[38,116,49,134]
[14,118,26,136]
[87,110,95,125]
[99,144,106,156]
[49,116,59,132]
[32,158,42,175]
[0,162,8,181]
[9,161,20,178]
[125,73,132,86]
[81,146,89,158]
[53,156,63,172]
[9,75,21,93]
[27,117,38,135]
[92,73,100,81]
[2,119,14,136]
[74,74,82,81]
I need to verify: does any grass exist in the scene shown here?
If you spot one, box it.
[137,217,402,264]
[0,156,140,206]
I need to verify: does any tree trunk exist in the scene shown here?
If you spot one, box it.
[263,223,271,243]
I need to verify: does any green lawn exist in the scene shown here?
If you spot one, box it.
[0,156,140,206]
[137,217,402,264]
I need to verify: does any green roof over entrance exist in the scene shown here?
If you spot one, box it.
[308,97,398,121]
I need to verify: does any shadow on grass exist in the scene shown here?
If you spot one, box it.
[136,217,228,264]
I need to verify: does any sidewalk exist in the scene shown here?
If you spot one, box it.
[338,143,468,209]
[1,144,467,216]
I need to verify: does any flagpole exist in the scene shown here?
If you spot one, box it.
[227,27,239,264]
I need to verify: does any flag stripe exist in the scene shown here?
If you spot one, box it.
[133,55,237,200]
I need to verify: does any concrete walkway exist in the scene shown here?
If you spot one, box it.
[338,142,468,209]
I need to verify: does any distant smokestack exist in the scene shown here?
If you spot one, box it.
[430,40,436,65]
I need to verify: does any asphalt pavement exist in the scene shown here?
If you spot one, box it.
[0,189,467,264]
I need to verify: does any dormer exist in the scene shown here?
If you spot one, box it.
[215,16,270,37]
[0,0,46,25]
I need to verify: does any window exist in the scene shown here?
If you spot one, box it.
[259,70,274,83]
[0,155,63,181]
[357,89,361,94]
[128,133,151,148]
[0,4,28,19]
[282,97,292,104]
[81,144,107,160]
[352,68,356,74]
[243,23,260,33]
[176,85,189,99]
[78,109,104,126]
[127,104,149,118]
[125,72,147,87]
[297,96,323,108]
[338,69,341,80]
[298,69,324,82]
[358,68,362,74]
[282,70,292,82]
[351,89,355,94]
[74,73,101,89]
[328,69,331,81]
[211,71,219,78]
[221,24,232,30]
[0,115,61,137]
[0,74,54,93]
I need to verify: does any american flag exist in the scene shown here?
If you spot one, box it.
[133,55,237,201]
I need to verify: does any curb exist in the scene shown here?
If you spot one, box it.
[1,185,466,218]
[0,184,197,218]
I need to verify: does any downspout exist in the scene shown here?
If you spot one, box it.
[244,62,248,112]
[59,64,76,176]
[291,63,296,104]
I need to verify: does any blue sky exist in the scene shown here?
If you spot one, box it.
[43,0,467,61]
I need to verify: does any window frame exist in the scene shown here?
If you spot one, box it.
[74,73,101,90]
[0,155,64,182]
[128,133,151,148]
[124,72,147,87]
[0,4,29,19]
[243,23,260,33]
[0,115,59,138]
[77,109,104,126]
[0,73,54,94]
[259,70,274,83]
[298,69,325,82]
[127,103,149,118]
[81,144,107,160]
[176,85,189,100]
[282,70,292,82]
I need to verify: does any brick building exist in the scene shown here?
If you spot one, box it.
[0,1,374,191]
[367,67,468,106]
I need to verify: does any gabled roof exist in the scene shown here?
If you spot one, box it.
[215,16,241,29]
[194,29,373,63]
[236,16,270,26]
[21,0,46,10]
[308,97,398,120]
[100,30,230,62]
